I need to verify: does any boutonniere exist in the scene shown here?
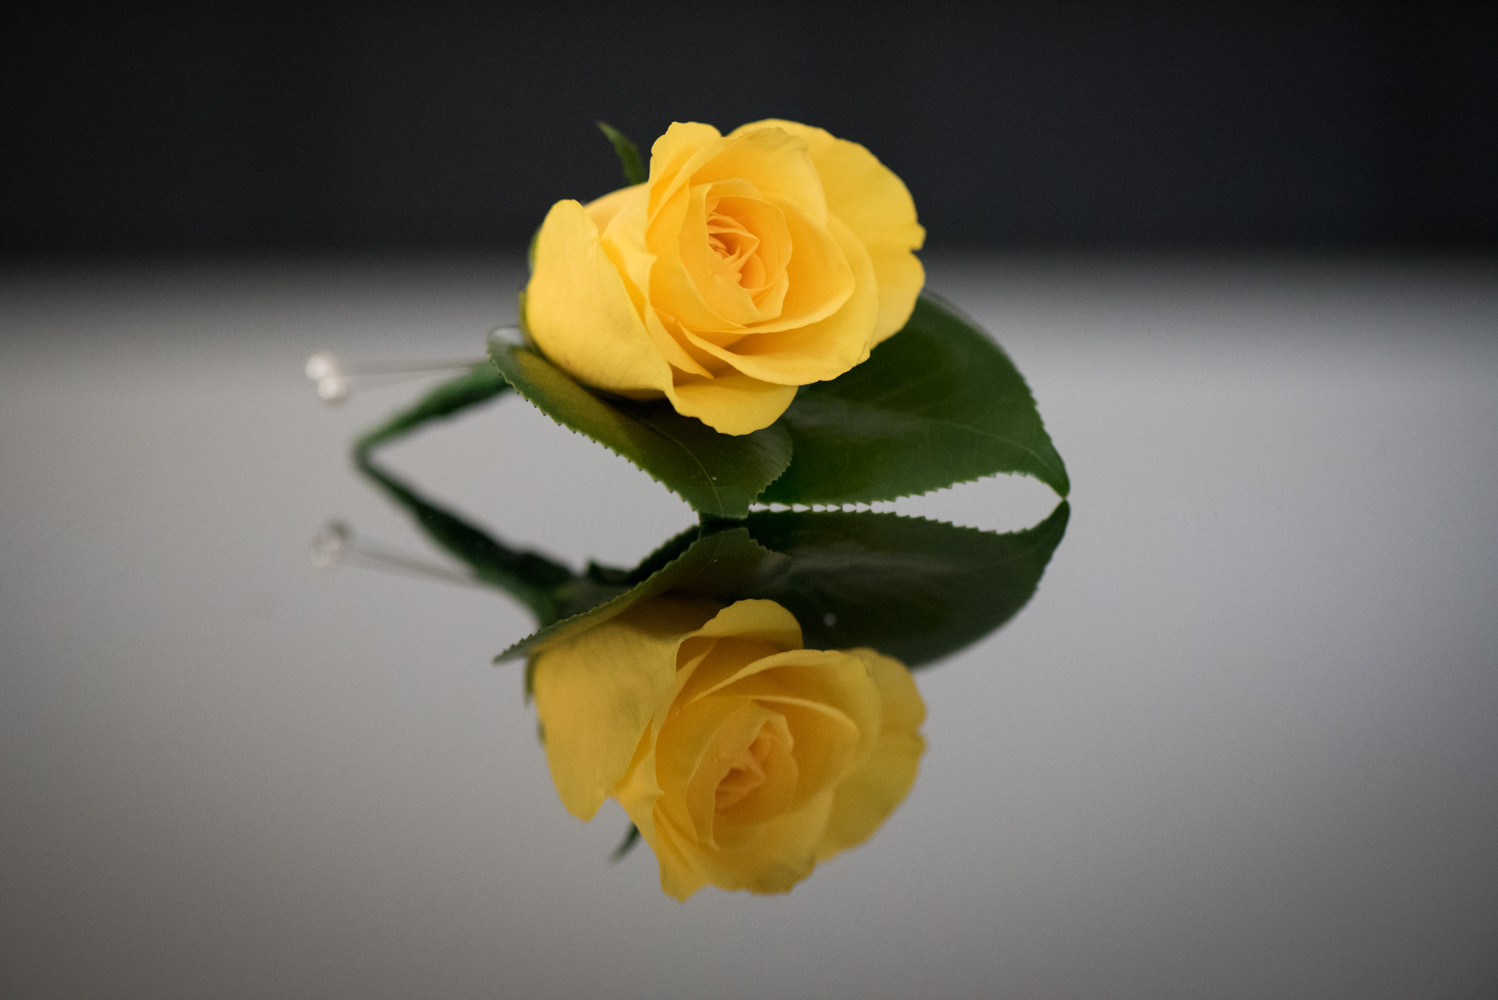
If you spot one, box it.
[320,119,1067,517]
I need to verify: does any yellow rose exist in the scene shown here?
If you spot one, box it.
[530,597,926,900]
[522,120,925,435]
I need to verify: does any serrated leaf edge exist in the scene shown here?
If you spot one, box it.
[486,332,789,519]
[496,527,764,664]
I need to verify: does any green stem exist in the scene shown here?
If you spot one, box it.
[352,364,579,624]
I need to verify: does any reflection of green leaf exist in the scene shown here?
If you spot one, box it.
[487,330,793,519]
[763,295,1070,504]
[742,503,1069,667]
[503,502,1069,670]
[504,523,775,665]
[596,121,646,186]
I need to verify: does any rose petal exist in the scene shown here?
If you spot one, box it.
[645,122,729,221]
[732,119,925,343]
[665,372,800,437]
[662,697,777,844]
[676,186,792,327]
[647,124,835,336]
[588,188,718,379]
[684,212,875,386]
[709,653,881,802]
[530,598,720,820]
[816,650,926,859]
[686,599,805,649]
[584,183,640,235]
[690,788,835,896]
[693,124,828,227]
[524,199,673,398]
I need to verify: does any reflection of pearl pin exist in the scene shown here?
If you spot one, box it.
[303,349,500,405]
[307,520,353,569]
[308,520,482,586]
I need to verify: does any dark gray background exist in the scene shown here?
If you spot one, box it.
[7,3,1496,259]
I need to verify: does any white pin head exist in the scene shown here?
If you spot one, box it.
[304,349,495,405]
[305,351,350,406]
[315,375,350,404]
[304,351,340,381]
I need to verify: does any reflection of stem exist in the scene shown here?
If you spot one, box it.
[354,452,575,625]
[347,363,579,625]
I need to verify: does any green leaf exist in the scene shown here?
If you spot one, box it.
[596,121,647,186]
[487,330,793,519]
[762,294,1070,504]
[490,293,1065,517]
[503,501,1069,670]
[610,824,642,862]
[353,363,511,457]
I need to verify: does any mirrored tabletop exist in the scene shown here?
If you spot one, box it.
[3,254,1495,998]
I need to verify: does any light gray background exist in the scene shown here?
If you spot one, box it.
[3,256,1496,998]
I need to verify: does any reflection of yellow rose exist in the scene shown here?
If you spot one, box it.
[523,120,925,435]
[530,597,925,900]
